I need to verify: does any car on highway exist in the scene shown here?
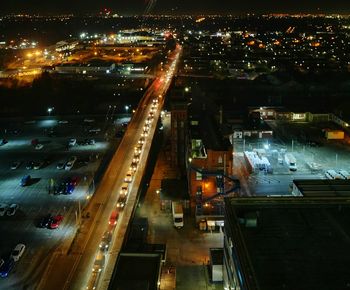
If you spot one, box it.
[68,138,77,147]
[0,204,9,216]
[108,211,119,226]
[138,137,145,145]
[130,163,137,173]
[35,143,44,150]
[141,132,148,138]
[134,145,142,155]
[20,175,31,186]
[124,171,133,183]
[130,161,138,172]
[10,161,21,170]
[48,215,64,229]
[11,244,26,262]
[56,162,65,170]
[38,214,53,228]
[0,258,15,278]
[120,183,129,196]
[65,156,77,171]
[132,156,140,163]
[99,231,112,252]
[7,204,18,216]
[116,196,127,209]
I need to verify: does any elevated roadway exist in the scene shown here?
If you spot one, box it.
[37,45,182,290]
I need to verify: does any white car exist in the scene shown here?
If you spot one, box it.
[35,144,44,150]
[65,156,77,171]
[11,244,25,262]
[0,204,8,216]
[10,161,21,170]
[7,204,18,216]
[68,138,77,147]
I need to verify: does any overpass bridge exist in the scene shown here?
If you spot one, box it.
[37,45,182,290]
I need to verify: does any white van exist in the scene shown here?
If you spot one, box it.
[325,170,342,179]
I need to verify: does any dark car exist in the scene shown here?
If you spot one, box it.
[0,138,8,146]
[0,258,15,278]
[20,175,31,187]
[26,161,34,170]
[55,177,76,195]
[54,183,66,195]
[38,215,53,228]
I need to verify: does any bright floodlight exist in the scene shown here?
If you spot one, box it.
[47,107,54,115]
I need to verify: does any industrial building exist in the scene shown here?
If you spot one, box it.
[223,196,350,290]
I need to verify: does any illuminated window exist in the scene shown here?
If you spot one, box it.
[218,156,223,164]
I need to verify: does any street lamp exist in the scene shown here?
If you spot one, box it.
[125,105,130,113]
[47,107,54,116]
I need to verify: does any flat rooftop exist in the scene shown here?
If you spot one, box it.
[108,253,161,290]
[293,179,350,197]
[225,197,350,290]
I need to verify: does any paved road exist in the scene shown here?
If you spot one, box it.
[37,45,182,290]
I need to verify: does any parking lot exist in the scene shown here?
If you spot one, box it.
[0,115,128,288]
[234,120,350,196]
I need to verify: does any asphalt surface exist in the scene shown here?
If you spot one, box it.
[0,116,123,289]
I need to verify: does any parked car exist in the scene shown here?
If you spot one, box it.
[0,258,15,278]
[83,138,95,145]
[7,204,18,216]
[0,138,8,146]
[20,175,31,187]
[31,138,39,146]
[0,203,9,216]
[65,156,77,171]
[38,214,53,228]
[11,244,26,262]
[48,215,64,229]
[10,161,21,170]
[56,162,65,170]
[68,138,77,147]
[26,161,34,170]
[35,143,44,150]
[33,161,44,170]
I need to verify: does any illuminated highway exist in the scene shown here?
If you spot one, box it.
[37,44,181,290]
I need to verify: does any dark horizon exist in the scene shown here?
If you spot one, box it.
[2,0,350,16]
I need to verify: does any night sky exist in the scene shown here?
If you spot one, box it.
[2,0,350,15]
